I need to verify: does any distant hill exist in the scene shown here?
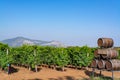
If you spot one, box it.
[1,37,66,47]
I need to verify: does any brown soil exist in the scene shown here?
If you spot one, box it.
[0,65,120,80]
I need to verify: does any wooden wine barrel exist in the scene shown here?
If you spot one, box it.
[94,49,101,58]
[97,38,114,48]
[105,59,120,71]
[94,49,107,58]
[101,49,119,59]
[97,60,106,69]
[91,59,98,68]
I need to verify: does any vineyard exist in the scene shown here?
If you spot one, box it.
[0,42,120,80]
[0,42,97,72]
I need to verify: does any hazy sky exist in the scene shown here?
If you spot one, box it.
[0,0,120,47]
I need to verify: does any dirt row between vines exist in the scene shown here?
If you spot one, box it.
[0,65,120,80]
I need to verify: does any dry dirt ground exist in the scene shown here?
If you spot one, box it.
[0,65,120,80]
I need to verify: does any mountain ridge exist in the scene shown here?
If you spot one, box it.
[1,37,66,47]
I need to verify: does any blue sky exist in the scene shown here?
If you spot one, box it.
[0,0,120,47]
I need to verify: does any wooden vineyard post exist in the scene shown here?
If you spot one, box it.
[6,48,10,74]
[112,69,114,80]
[92,68,95,77]
[34,50,38,72]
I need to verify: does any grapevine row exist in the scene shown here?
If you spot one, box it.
[0,43,96,72]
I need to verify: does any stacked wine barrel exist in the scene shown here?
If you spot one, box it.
[91,38,120,71]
